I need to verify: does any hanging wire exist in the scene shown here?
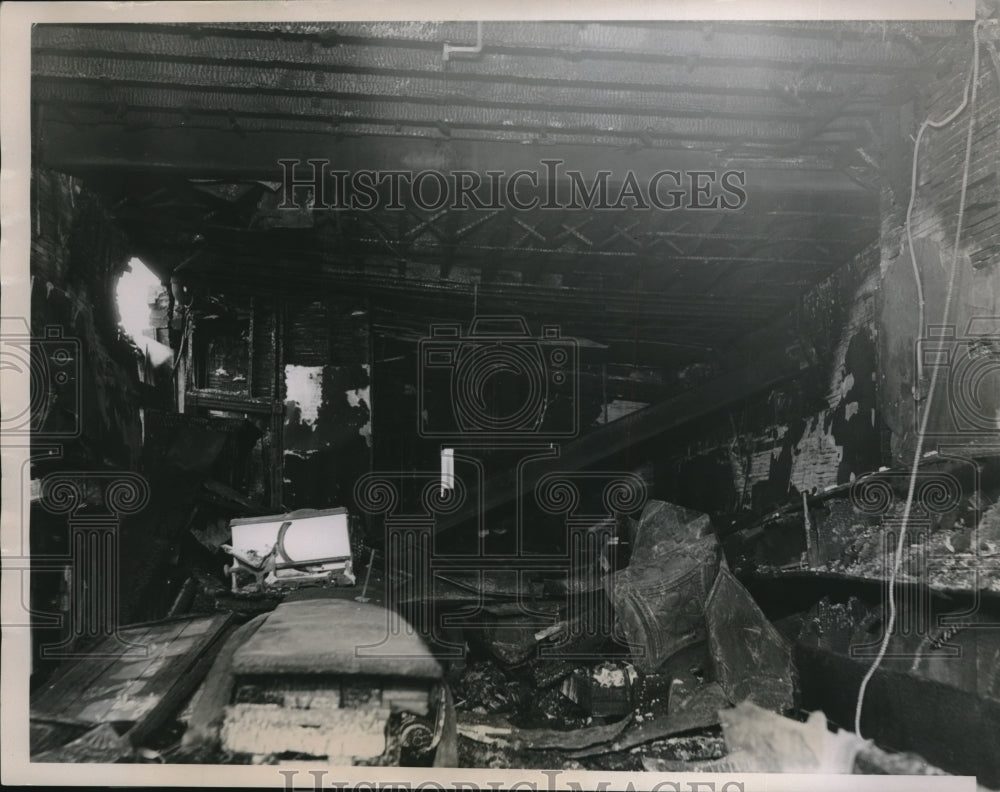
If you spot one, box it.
[853,18,988,738]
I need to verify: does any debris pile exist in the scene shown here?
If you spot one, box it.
[27,491,993,779]
[729,462,1000,593]
[444,500,801,769]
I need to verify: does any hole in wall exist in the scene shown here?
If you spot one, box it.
[115,256,163,344]
[115,257,175,441]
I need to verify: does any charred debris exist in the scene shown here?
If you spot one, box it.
[21,11,1000,784]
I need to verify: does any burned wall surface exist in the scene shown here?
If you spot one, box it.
[29,168,146,664]
[29,168,143,470]
[282,297,372,511]
[652,25,1000,515]
[654,243,884,516]
[877,29,1000,464]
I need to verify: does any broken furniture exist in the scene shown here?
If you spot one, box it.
[224,507,355,592]
[219,598,455,765]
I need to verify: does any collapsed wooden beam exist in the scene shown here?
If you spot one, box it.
[432,334,810,535]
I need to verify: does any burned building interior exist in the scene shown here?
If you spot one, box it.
[20,9,1000,783]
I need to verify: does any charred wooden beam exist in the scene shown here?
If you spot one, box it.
[199,256,785,322]
[206,20,922,69]
[31,53,886,125]
[34,94,867,155]
[37,118,876,192]
[429,336,813,536]
[32,25,911,99]
[686,20,959,41]
[33,21,924,70]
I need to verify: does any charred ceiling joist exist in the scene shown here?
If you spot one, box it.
[30,21,924,385]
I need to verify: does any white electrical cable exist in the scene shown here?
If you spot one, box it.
[853,19,985,738]
[906,24,982,395]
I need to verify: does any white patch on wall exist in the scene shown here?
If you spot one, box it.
[845,401,859,421]
[837,372,855,401]
[790,416,844,494]
[285,364,324,426]
[595,399,648,424]
[783,269,875,495]
[346,364,373,447]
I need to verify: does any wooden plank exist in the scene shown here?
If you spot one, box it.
[91,618,206,725]
[57,620,193,724]
[125,613,236,746]
[31,75,869,145]
[30,614,233,738]
[32,23,919,77]
[29,720,89,756]
[282,20,922,67]
[35,102,862,161]
[30,625,156,725]
[31,54,883,124]
[180,613,270,755]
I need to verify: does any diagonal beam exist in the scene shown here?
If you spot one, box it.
[431,334,811,536]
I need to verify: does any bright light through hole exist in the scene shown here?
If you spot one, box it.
[116,257,161,342]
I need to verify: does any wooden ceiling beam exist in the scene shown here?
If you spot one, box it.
[195,253,783,319]
[32,53,887,123]
[33,79,869,146]
[39,109,865,164]
[680,20,959,41]
[37,117,875,194]
[118,21,922,72]
[33,26,912,95]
